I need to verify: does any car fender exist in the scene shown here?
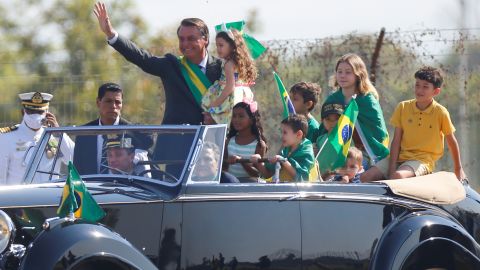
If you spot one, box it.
[19,219,157,270]
[370,210,480,270]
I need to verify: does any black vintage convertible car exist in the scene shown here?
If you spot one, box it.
[0,124,479,270]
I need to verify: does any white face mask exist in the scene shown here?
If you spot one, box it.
[23,113,45,130]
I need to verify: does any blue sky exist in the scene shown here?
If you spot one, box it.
[132,0,479,40]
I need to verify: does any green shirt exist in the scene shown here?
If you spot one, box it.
[266,138,314,181]
[306,114,320,144]
[319,90,390,161]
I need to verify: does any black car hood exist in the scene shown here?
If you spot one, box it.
[0,181,164,209]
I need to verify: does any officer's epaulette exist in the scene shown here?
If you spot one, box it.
[0,124,19,133]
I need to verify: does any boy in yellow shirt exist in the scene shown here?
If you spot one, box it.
[363,66,466,181]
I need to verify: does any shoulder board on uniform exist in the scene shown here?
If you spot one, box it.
[0,124,19,133]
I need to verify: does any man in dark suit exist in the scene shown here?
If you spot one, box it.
[94,3,223,178]
[94,2,222,125]
[73,83,152,175]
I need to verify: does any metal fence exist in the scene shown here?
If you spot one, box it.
[1,27,479,186]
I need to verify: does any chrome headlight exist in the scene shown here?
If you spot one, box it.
[0,210,15,253]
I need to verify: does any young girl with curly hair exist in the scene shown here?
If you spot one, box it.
[202,26,257,125]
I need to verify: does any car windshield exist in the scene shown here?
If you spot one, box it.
[189,125,227,183]
[23,125,203,185]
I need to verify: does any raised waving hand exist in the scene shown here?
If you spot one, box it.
[93,2,116,39]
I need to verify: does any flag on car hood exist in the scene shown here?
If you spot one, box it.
[57,164,78,218]
[57,162,105,222]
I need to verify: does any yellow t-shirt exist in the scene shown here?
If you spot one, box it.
[390,99,455,172]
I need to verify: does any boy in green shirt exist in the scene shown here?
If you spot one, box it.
[289,82,322,143]
[316,102,344,179]
[252,115,315,182]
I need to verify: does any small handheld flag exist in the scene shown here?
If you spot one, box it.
[57,162,105,222]
[327,99,359,169]
[316,134,338,175]
[273,72,296,119]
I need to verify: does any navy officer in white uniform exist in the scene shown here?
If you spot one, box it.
[0,92,74,185]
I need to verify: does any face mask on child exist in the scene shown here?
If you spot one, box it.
[23,112,45,130]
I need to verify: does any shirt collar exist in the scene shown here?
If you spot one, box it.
[198,52,209,70]
[282,138,310,156]
[413,99,437,114]
[98,116,120,126]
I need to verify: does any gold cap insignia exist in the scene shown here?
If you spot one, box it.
[121,138,132,148]
[107,134,119,139]
[31,92,43,104]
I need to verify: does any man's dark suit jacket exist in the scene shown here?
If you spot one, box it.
[73,118,153,175]
[111,35,222,125]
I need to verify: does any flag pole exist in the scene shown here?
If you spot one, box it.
[315,136,330,160]
[67,211,75,221]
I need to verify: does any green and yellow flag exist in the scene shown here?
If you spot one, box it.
[57,162,105,222]
[319,91,390,163]
[328,99,359,169]
[177,56,212,105]
[273,72,296,119]
[57,166,78,218]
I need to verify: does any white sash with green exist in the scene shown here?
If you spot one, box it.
[177,56,212,105]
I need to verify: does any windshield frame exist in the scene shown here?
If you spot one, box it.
[23,125,204,187]
[186,125,228,185]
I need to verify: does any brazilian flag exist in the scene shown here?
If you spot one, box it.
[57,165,78,218]
[57,162,105,222]
[328,99,359,169]
[273,72,296,119]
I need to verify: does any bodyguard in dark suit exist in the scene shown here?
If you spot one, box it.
[73,83,152,175]
[94,3,222,125]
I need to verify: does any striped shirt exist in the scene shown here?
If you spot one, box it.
[227,137,258,178]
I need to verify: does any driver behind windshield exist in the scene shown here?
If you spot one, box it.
[193,141,220,181]
[105,133,148,176]
[191,141,239,183]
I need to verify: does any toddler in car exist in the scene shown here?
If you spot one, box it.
[331,147,364,183]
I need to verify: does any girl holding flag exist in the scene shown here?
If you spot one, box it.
[202,23,258,125]
[318,53,390,177]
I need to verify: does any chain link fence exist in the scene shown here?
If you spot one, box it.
[1,28,479,186]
